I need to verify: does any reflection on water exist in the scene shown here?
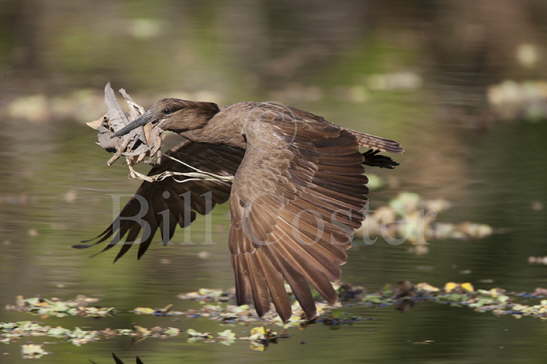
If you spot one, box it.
[1,1,546,363]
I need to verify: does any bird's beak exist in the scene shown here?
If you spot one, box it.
[113,111,155,137]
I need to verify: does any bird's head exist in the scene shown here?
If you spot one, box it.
[113,98,220,137]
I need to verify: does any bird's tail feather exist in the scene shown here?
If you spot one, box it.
[347,129,403,153]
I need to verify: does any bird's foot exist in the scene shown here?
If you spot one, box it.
[363,149,399,169]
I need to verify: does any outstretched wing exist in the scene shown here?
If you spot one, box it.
[75,142,245,261]
[228,103,369,321]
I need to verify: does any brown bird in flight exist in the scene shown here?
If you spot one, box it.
[78,99,403,321]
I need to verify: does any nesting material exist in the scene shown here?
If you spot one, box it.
[87,83,232,185]
[86,83,162,168]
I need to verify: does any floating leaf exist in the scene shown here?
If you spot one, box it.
[355,192,493,254]
[133,307,155,315]
[6,295,113,318]
[461,283,474,292]
[164,327,180,337]
[217,330,236,345]
[186,329,213,339]
[444,282,458,293]
[21,344,48,359]
[416,283,440,293]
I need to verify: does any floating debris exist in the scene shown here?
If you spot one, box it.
[365,71,422,91]
[217,330,236,346]
[355,192,494,254]
[415,282,440,293]
[357,282,547,320]
[0,321,182,346]
[132,304,182,316]
[21,344,48,359]
[488,80,547,122]
[528,256,547,265]
[1,321,99,345]
[315,310,364,327]
[444,282,475,293]
[337,282,366,302]
[186,329,213,342]
[177,288,234,303]
[2,281,545,359]
[240,327,285,352]
[129,325,180,341]
[185,328,237,346]
[531,288,547,297]
[176,291,333,328]
[175,280,545,324]
[6,295,114,318]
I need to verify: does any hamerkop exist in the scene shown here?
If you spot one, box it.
[80,99,403,321]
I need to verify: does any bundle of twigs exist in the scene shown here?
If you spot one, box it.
[86,83,232,185]
[86,83,162,168]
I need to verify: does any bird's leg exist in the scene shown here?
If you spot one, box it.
[363,149,399,169]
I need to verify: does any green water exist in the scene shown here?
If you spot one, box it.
[1,1,546,363]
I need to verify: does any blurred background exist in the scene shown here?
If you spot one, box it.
[0,1,546,363]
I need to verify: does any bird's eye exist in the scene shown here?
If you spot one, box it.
[162,106,184,115]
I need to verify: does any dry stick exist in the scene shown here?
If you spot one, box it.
[127,163,154,182]
[107,138,131,166]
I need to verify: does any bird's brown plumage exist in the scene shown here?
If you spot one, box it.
[78,100,402,321]
[75,142,245,261]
